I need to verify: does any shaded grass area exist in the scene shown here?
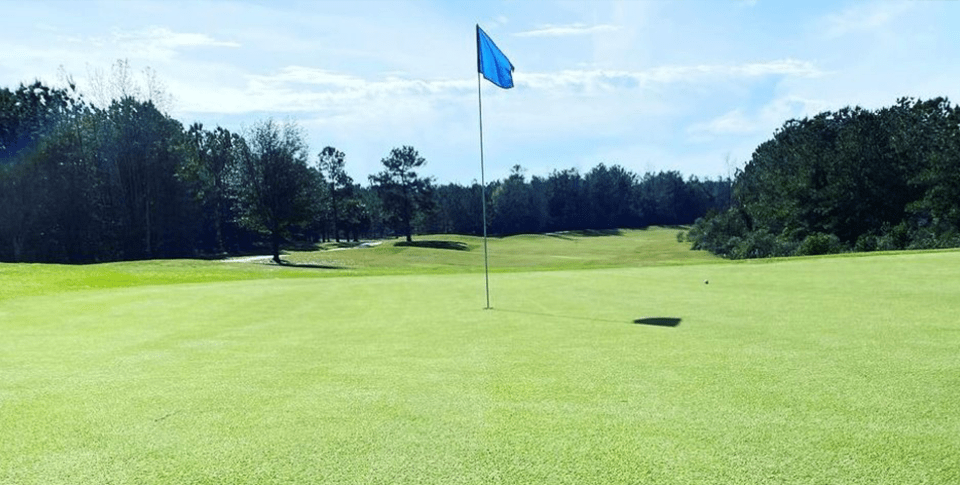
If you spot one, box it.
[394,240,470,251]
[1,249,959,483]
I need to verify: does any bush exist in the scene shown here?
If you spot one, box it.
[876,222,910,251]
[795,232,843,256]
[907,227,939,250]
[854,233,878,252]
[687,209,750,258]
[731,229,776,259]
[936,229,960,248]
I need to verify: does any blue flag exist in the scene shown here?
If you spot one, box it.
[477,25,514,89]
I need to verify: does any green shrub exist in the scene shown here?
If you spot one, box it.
[795,232,843,256]
[687,209,750,258]
[854,233,878,252]
[876,222,910,251]
[731,229,776,259]
[907,227,939,250]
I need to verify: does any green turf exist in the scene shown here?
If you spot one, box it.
[1,228,958,484]
[281,228,720,274]
[0,228,711,303]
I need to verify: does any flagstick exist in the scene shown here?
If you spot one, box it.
[477,71,491,310]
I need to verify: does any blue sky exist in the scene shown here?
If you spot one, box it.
[2,0,959,184]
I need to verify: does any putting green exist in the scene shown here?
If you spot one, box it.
[1,235,958,483]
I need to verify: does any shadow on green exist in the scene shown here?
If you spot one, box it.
[394,240,470,251]
[494,308,680,327]
[275,260,345,270]
[633,317,682,327]
[544,229,623,240]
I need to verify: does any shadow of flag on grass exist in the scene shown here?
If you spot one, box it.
[633,317,682,328]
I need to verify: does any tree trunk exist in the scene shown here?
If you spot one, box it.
[331,183,340,243]
[402,183,412,242]
[12,235,24,262]
[271,230,281,264]
[214,192,224,254]
[145,199,152,258]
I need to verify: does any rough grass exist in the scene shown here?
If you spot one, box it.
[1,228,958,484]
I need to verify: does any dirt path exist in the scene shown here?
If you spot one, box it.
[222,255,274,263]
[222,241,384,261]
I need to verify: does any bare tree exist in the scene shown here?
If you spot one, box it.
[84,59,172,113]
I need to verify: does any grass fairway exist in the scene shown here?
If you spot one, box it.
[1,228,958,484]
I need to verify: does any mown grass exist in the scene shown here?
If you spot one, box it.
[280,228,719,275]
[0,228,711,302]
[1,228,958,484]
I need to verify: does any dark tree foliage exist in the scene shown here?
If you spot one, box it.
[1,84,199,262]
[94,97,194,260]
[544,168,586,232]
[182,123,251,254]
[688,97,960,258]
[584,163,636,229]
[435,164,730,237]
[233,119,315,264]
[0,82,82,261]
[1,79,731,263]
[427,183,485,235]
[317,146,358,242]
[369,146,435,242]
[491,165,547,235]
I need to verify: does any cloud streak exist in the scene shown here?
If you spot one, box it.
[175,58,822,116]
[83,27,242,62]
[821,2,913,38]
[687,96,831,139]
[518,59,822,91]
[514,23,620,37]
[114,27,241,49]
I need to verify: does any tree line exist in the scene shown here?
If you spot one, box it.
[1,78,731,264]
[686,97,960,258]
[426,165,731,237]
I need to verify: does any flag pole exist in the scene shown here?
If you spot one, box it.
[476,23,512,310]
[477,70,492,310]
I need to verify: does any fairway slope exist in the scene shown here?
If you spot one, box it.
[278,227,720,274]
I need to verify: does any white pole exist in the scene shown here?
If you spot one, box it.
[477,71,491,310]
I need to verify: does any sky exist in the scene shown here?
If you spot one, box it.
[2,0,959,184]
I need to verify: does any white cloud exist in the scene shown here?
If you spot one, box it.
[689,109,756,136]
[487,15,509,28]
[517,59,822,92]
[5,0,956,185]
[176,66,475,115]
[80,27,241,63]
[514,23,621,37]
[169,56,823,120]
[821,2,913,38]
[115,27,241,49]
[687,96,832,140]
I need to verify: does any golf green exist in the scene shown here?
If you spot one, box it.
[1,233,958,484]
